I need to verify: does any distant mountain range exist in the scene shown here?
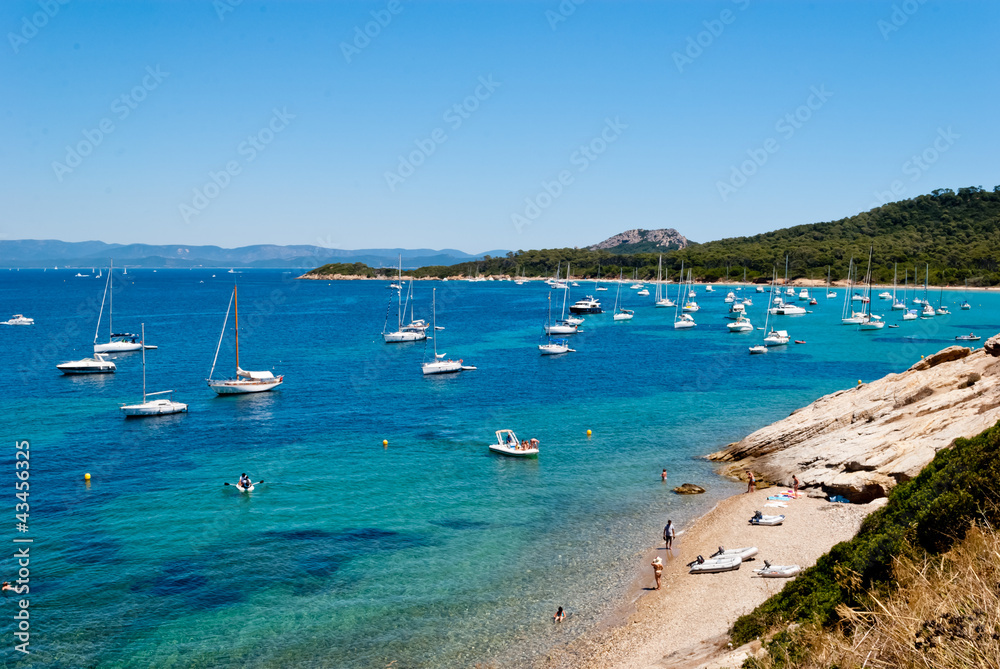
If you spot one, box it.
[0,240,509,269]
[589,228,689,253]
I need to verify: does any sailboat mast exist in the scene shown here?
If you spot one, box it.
[94,262,111,344]
[432,288,438,357]
[208,289,234,380]
[234,284,240,372]
[109,259,114,339]
[141,323,147,402]
[397,255,402,329]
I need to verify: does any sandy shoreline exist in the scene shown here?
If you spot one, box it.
[534,488,882,669]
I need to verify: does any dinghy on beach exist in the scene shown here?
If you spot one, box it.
[687,553,741,574]
[710,546,758,562]
[753,561,801,578]
[749,511,785,526]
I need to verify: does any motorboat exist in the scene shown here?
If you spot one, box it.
[489,429,538,458]
[725,301,746,319]
[920,303,935,318]
[3,314,34,325]
[704,285,714,292]
[688,289,697,299]
[687,554,741,574]
[878,291,892,300]
[798,288,810,301]
[749,511,785,526]
[727,315,754,332]
[207,286,284,394]
[902,309,918,321]
[748,345,768,355]
[753,561,801,578]
[769,302,806,315]
[955,333,981,342]
[763,329,790,346]
[636,288,649,296]
[852,293,869,303]
[960,300,971,310]
[756,286,765,293]
[57,353,116,374]
[724,291,736,303]
[710,546,758,562]
[568,296,603,314]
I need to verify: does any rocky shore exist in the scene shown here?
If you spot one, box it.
[709,336,1000,502]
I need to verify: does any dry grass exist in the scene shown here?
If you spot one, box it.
[748,526,1000,669]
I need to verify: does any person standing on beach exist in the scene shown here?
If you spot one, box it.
[746,469,756,493]
[663,520,675,551]
[792,475,800,498]
[651,556,663,590]
[661,469,667,483]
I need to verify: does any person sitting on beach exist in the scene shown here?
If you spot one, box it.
[553,606,565,622]
[746,470,756,493]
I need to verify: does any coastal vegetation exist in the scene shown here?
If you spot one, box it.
[307,262,378,277]
[730,418,1000,665]
[307,186,1000,285]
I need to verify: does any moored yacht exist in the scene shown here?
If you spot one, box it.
[57,353,117,374]
[568,296,603,314]
[3,314,34,325]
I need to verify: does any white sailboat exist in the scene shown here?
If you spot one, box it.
[121,324,187,416]
[655,256,674,307]
[207,285,283,394]
[892,266,907,310]
[421,288,467,375]
[539,293,574,355]
[826,266,836,299]
[858,248,885,330]
[960,280,971,310]
[612,269,634,320]
[919,265,935,318]
[94,261,153,353]
[595,263,608,291]
[840,258,866,324]
[383,257,427,343]
[673,266,696,329]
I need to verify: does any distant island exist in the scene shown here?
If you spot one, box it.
[303,186,1000,286]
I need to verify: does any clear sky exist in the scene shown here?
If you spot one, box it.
[2,0,998,252]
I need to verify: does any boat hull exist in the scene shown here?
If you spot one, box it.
[95,341,143,353]
[121,400,188,416]
[383,331,427,343]
[208,377,283,395]
[422,360,463,375]
[568,306,603,314]
[539,344,570,355]
[488,444,538,458]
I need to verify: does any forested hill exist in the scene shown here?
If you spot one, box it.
[308,186,1000,285]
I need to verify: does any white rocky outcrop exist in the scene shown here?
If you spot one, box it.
[589,228,688,251]
[709,340,1000,502]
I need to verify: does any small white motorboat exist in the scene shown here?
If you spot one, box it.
[921,303,935,318]
[57,353,117,374]
[704,285,714,293]
[636,288,649,296]
[955,333,981,342]
[748,345,768,355]
[489,429,539,458]
[727,316,754,332]
[710,546,759,562]
[756,286,765,293]
[687,554,742,574]
[763,329,790,346]
[3,314,34,325]
[878,291,892,300]
[753,561,801,578]
[749,511,785,526]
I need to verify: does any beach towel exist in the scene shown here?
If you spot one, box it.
[764,502,788,508]
[767,495,793,501]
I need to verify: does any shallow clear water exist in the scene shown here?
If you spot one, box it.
[1,271,994,667]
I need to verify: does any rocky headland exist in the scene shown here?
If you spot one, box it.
[709,336,1000,502]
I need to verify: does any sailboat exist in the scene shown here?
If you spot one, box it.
[540,293,574,355]
[94,261,153,353]
[840,258,866,324]
[121,324,187,416]
[612,270,634,320]
[858,247,885,330]
[655,256,674,307]
[892,265,906,310]
[920,265,935,318]
[207,285,283,394]
[826,267,836,299]
[383,257,427,343]
[673,266,696,329]
[421,289,468,375]
[595,263,608,291]
[682,268,700,312]
[960,280,971,310]
[935,286,950,315]
[762,271,790,346]
[546,265,580,334]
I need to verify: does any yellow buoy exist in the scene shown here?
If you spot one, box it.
[586,429,592,436]
[84,473,91,480]
[857,379,862,385]
[382,439,388,447]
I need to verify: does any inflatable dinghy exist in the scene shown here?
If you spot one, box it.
[687,553,742,574]
[710,546,758,562]
[749,511,785,526]
[236,483,254,493]
[753,560,801,578]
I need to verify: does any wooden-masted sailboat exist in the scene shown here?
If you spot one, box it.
[207,285,283,394]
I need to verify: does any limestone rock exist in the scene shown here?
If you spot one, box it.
[673,483,706,495]
[986,333,1000,357]
[709,337,1000,502]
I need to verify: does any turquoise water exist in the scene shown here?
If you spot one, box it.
[2,271,996,667]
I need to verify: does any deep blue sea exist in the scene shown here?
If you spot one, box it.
[1,269,996,667]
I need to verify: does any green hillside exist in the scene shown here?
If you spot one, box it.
[309,186,1000,285]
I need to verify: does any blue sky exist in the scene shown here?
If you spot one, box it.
[2,0,998,252]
